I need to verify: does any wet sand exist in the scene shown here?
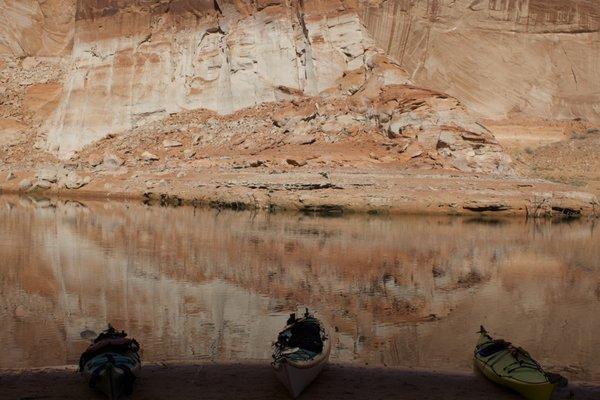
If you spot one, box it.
[2,362,599,400]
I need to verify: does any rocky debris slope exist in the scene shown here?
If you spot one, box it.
[515,128,600,198]
[0,56,67,159]
[2,68,595,218]
[68,54,511,175]
[359,0,600,123]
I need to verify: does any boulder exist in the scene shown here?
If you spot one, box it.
[18,179,32,190]
[141,151,160,161]
[35,168,58,183]
[103,153,124,170]
[248,159,266,168]
[285,134,316,146]
[34,180,52,190]
[88,154,103,167]
[163,139,183,148]
[437,131,458,149]
[387,113,421,138]
[64,173,91,189]
[286,158,307,167]
[183,149,196,159]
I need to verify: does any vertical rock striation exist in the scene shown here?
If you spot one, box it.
[359,0,600,122]
[0,0,75,56]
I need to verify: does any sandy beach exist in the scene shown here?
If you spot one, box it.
[2,167,599,219]
[2,362,599,400]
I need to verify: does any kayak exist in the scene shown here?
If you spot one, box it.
[79,325,141,400]
[272,309,331,398]
[473,326,560,400]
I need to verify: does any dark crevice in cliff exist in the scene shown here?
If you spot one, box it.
[296,0,310,49]
[137,34,152,48]
[213,0,223,16]
[294,0,317,95]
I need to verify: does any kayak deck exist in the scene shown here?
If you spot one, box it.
[272,311,330,398]
[474,327,556,400]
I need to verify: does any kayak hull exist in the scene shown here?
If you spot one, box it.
[80,326,141,400]
[474,357,556,400]
[273,354,329,398]
[272,314,331,398]
[94,364,128,400]
[83,355,140,400]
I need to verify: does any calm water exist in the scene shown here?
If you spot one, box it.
[0,195,599,382]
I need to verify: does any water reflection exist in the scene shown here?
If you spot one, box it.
[0,196,598,383]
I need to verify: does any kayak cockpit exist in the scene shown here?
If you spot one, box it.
[274,312,325,365]
[272,309,331,398]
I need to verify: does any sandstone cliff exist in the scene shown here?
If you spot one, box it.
[360,0,600,122]
[0,0,74,56]
[0,0,511,174]
[1,1,599,215]
[46,0,379,154]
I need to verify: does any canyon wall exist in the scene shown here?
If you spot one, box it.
[46,0,382,155]
[1,0,598,164]
[0,0,74,56]
[359,0,600,122]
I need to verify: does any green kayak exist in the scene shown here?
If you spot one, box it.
[474,326,564,400]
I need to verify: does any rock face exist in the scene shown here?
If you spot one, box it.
[15,0,600,176]
[43,0,381,155]
[0,57,68,151]
[0,0,511,173]
[359,0,600,122]
[0,0,75,56]
[1,1,598,161]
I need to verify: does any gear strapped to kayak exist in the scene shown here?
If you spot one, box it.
[79,326,139,371]
[79,324,141,400]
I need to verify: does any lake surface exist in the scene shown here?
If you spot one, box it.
[0,195,599,383]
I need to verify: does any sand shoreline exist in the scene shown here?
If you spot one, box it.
[1,361,599,399]
[1,169,598,218]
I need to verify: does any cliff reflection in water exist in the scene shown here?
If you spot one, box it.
[0,196,599,382]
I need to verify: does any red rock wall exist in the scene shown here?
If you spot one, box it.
[359,0,600,122]
[0,0,75,56]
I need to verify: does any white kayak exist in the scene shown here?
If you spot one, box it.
[272,309,331,398]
